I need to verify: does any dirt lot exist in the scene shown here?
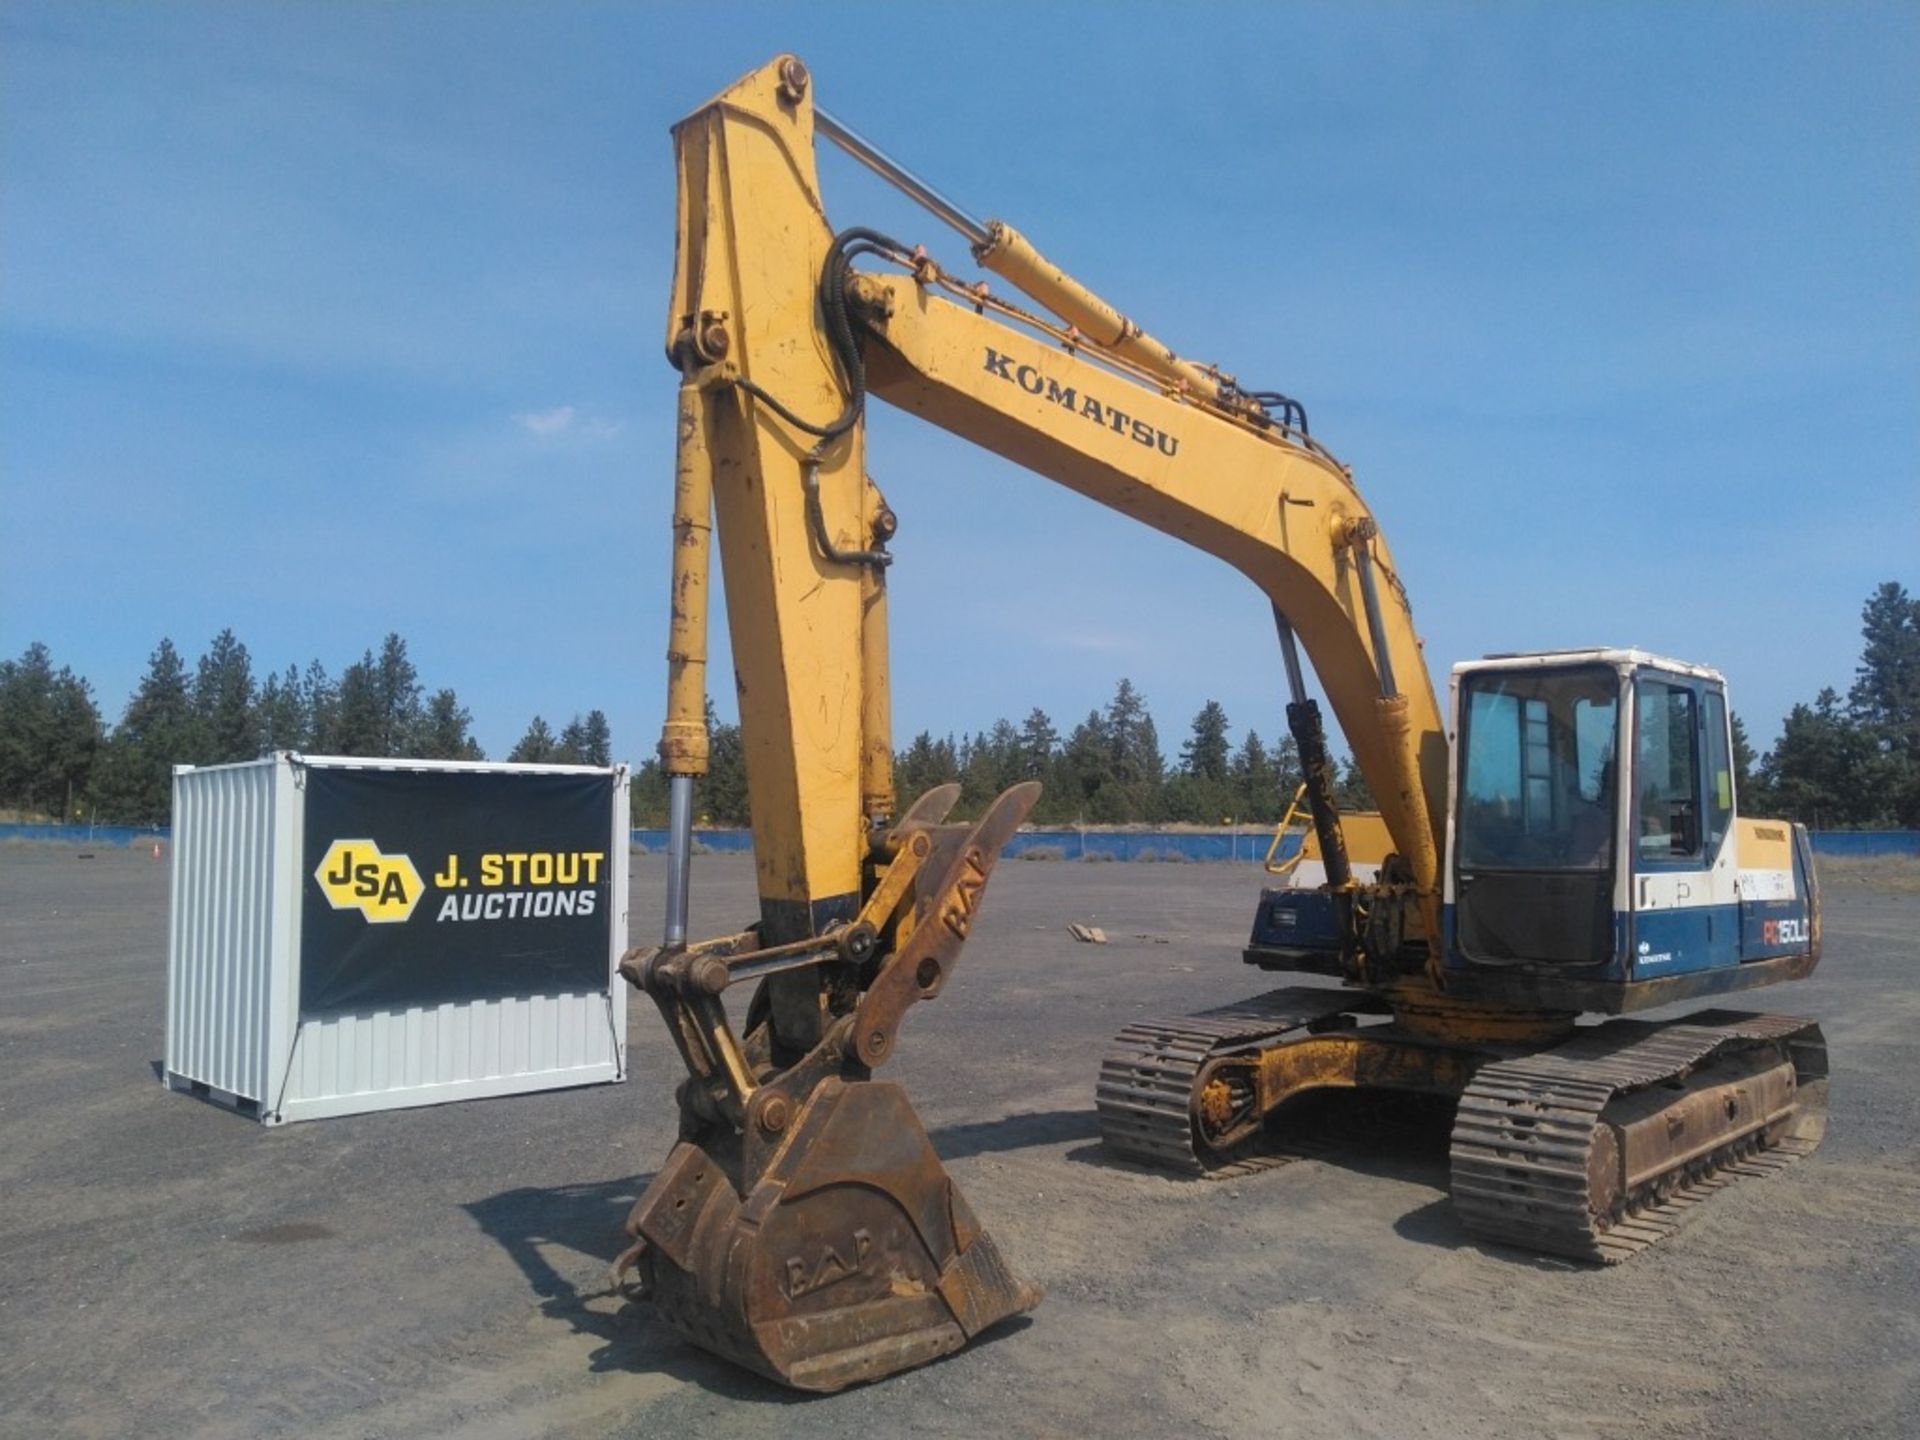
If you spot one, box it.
[2,845,1916,1440]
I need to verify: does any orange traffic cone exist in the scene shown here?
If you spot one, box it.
[151,841,162,860]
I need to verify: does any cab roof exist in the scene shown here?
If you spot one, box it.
[1450,648,1726,683]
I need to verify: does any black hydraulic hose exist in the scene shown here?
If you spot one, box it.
[725,226,912,451]
[1249,391,1310,436]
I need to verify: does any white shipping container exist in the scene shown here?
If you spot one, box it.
[165,753,629,1124]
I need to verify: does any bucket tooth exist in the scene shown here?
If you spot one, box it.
[625,1076,1038,1392]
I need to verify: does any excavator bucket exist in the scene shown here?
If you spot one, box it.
[627,1078,1038,1391]
[618,782,1044,1391]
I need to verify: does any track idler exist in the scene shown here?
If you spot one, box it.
[617,782,1042,1391]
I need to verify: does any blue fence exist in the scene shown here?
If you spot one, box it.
[0,822,170,848]
[628,827,1297,863]
[1806,830,1920,858]
[1000,829,1296,863]
[630,828,755,854]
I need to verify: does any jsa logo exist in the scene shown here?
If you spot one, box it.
[315,839,425,923]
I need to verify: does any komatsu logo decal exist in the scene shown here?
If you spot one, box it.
[315,839,425,923]
[983,348,1180,456]
[1763,917,1810,945]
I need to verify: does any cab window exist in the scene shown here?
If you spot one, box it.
[1703,687,1734,854]
[1636,680,1700,860]
[1458,666,1618,870]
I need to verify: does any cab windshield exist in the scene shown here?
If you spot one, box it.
[1457,665,1619,871]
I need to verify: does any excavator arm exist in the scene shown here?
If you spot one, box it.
[619,54,1448,1390]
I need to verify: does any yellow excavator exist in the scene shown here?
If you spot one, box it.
[614,57,1827,1392]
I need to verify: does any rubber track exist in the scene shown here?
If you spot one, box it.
[1449,1010,1828,1262]
[1096,987,1361,1177]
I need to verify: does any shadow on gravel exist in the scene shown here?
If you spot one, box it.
[462,1176,825,1402]
[1065,1089,1494,1250]
[931,1107,1101,1159]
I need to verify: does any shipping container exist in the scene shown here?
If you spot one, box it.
[165,753,629,1124]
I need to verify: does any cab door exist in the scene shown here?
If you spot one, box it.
[1628,673,1739,976]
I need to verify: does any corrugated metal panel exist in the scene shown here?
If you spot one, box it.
[282,990,618,1113]
[167,759,281,1104]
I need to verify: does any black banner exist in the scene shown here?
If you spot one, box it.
[299,767,615,1016]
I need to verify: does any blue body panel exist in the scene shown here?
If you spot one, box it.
[1441,894,1810,978]
[1250,890,1347,956]
[1627,904,1736,977]
[1736,896,1814,962]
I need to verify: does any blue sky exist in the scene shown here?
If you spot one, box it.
[3,3,1915,766]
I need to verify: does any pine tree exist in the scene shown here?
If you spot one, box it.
[1334,754,1375,811]
[331,653,385,755]
[895,730,959,803]
[1273,732,1303,795]
[1056,708,1111,815]
[1232,730,1279,824]
[552,710,613,767]
[47,671,102,821]
[1730,712,1759,811]
[194,629,259,763]
[578,709,613,767]
[1105,678,1162,788]
[302,660,338,752]
[0,643,102,818]
[1018,707,1058,778]
[1181,700,1232,781]
[416,689,483,760]
[0,642,58,812]
[702,698,750,824]
[1761,688,1881,827]
[959,717,1023,809]
[1089,678,1162,821]
[371,633,422,757]
[1849,582,1920,746]
[257,665,308,753]
[1848,581,1920,825]
[91,639,199,824]
[509,715,558,764]
[630,757,670,826]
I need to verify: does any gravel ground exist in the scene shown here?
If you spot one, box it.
[2,844,1915,1440]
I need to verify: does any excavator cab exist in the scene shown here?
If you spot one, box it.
[1440,648,1820,1008]
[1249,648,1820,1012]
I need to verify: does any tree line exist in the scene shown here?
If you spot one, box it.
[4,579,1913,831]
[1741,581,1920,829]
[630,680,1371,828]
[0,631,610,825]
[634,579,1920,833]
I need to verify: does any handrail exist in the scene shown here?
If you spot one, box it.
[1263,783,1313,877]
